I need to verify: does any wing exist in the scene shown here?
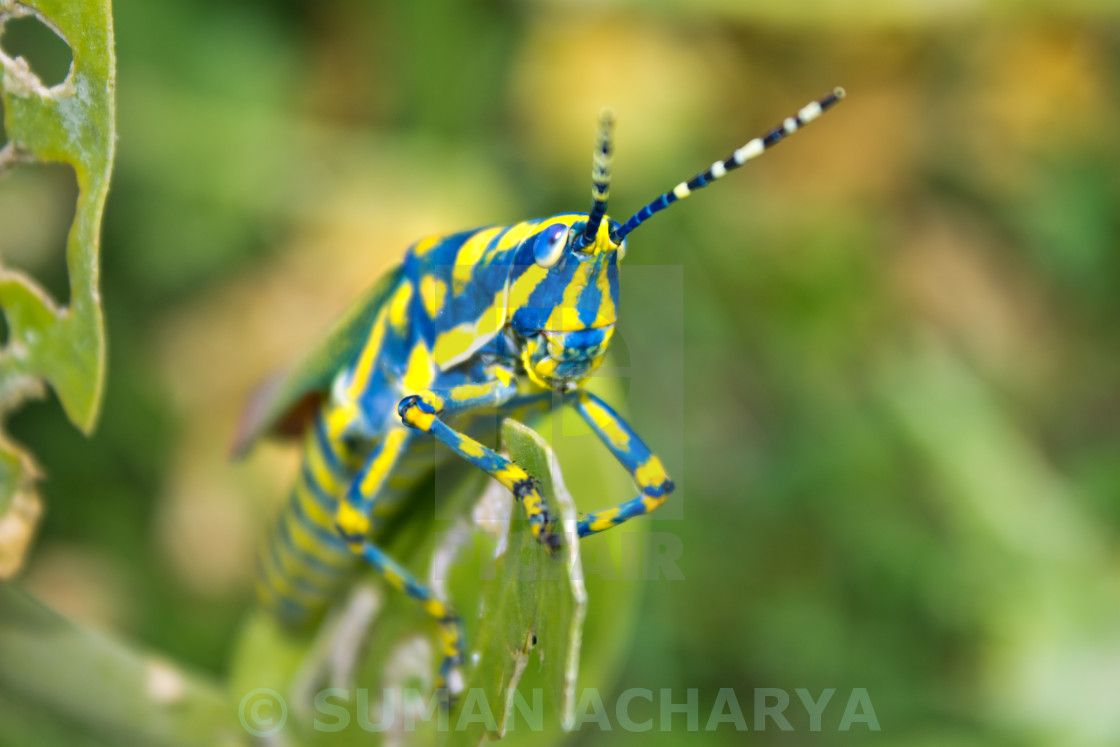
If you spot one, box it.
[230,264,405,457]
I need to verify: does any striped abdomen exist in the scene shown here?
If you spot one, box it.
[254,408,446,626]
[254,415,357,625]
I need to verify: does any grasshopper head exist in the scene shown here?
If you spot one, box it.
[508,214,622,388]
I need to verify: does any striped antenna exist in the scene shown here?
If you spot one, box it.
[577,108,615,249]
[609,87,846,244]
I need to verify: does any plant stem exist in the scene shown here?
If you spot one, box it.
[0,585,241,746]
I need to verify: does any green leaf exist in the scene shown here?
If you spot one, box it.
[0,0,115,576]
[449,419,587,743]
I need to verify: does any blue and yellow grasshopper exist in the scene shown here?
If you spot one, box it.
[234,88,845,700]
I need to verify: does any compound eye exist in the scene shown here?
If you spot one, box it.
[533,223,569,268]
[617,239,627,261]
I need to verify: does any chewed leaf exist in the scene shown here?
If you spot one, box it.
[0,0,116,576]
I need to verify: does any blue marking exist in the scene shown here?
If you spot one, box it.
[438,247,513,336]
[289,488,351,553]
[277,514,352,577]
[562,328,606,355]
[607,257,619,309]
[270,527,342,598]
[576,263,606,326]
[517,253,581,330]
[410,277,437,344]
[570,391,653,468]
[688,172,709,190]
[577,494,650,537]
[272,594,310,623]
[359,541,392,574]
[404,578,431,601]
[300,463,338,513]
[314,415,343,474]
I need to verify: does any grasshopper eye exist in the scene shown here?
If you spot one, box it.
[533,223,569,269]
[617,239,627,261]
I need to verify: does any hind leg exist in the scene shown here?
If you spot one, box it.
[333,429,465,706]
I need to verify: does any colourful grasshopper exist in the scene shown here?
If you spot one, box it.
[234,87,845,701]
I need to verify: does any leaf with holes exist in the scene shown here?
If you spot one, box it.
[0,0,115,577]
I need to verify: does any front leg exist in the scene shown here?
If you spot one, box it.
[397,373,562,551]
[564,389,675,537]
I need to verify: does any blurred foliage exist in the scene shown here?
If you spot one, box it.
[0,0,1118,745]
[0,0,114,577]
[0,585,236,746]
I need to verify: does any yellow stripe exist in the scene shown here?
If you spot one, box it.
[458,438,486,458]
[388,282,413,330]
[412,234,442,257]
[305,429,344,495]
[432,325,477,367]
[441,632,459,657]
[358,429,408,497]
[588,508,621,533]
[507,265,549,311]
[325,402,356,444]
[380,566,402,591]
[520,341,550,389]
[449,381,495,403]
[402,407,435,431]
[494,464,530,488]
[336,500,370,539]
[258,552,301,601]
[594,256,617,327]
[580,393,630,450]
[545,260,593,331]
[635,456,669,489]
[347,305,390,400]
[495,221,537,252]
[452,226,502,295]
[419,275,447,319]
[535,357,558,379]
[260,539,323,604]
[283,509,351,564]
[274,533,347,589]
[402,341,436,394]
[431,284,507,367]
[294,480,337,533]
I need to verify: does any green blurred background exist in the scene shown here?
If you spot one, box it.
[4,1,1120,745]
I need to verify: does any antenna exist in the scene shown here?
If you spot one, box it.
[610,87,846,244]
[576,107,615,249]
